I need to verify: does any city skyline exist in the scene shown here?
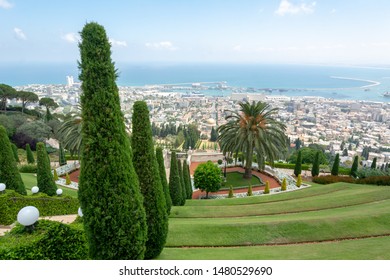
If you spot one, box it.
[1,0,390,65]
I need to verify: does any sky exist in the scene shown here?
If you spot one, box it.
[1,0,390,65]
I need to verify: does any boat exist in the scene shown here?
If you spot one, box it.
[383,91,390,97]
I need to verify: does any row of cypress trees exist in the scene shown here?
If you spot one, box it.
[169,151,193,206]
[0,125,57,196]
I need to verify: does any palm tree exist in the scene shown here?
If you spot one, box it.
[56,106,82,155]
[217,101,287,179]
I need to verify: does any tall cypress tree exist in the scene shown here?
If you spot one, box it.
[177,159,187,205]
[131,101,168,259]
[156,147,172,215]
[0,125,26,195]
[371,157,377,169]
[78,22,147,260]
[183,160,192,199]
[36,142,57,196]
[331,153,340,176]
[350,155,359,178]
[169,151,183,206]
[311,151,320,177]
[26,143,35,164]
[59,142,67,166]
[294,150,302,177]
[11,143,19,163]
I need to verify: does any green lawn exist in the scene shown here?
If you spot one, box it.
[163,182,390,259]
[222,171,262,189]
[20,173,78,198]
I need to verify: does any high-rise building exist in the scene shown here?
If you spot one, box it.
[66,75,74,87]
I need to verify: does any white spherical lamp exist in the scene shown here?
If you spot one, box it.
[56,189,63,196]
[17,206,39,226]
[78,207,83,217]
[0,183,5,192]
[31,186,39,194]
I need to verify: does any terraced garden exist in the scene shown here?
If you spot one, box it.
[159,182,390,259]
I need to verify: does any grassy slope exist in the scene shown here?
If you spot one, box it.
[165,183,390,258]
[21,173,78,198]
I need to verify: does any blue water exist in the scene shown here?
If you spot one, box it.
[1,63,390,102]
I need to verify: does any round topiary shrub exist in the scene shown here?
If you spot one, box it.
[264,181,270,194]
[217,159,223,165]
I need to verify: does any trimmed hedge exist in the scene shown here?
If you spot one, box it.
[0,220,88,260]
[0,190,79,225]
[18,164,37,173]
[271,162,310,171]
[312,175,390,186]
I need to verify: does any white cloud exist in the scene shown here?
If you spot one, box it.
[275,0,316,16]
[13,27,27,40]
[61,33,79,43]
[109,38,127,47]
[0,0,13,9]
[145,41,178,51]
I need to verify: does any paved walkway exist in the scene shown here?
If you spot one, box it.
[192,166,280,199]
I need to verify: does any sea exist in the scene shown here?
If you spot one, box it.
[2,63,390,102]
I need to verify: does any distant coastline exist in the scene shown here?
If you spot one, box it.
[330,76,381,88]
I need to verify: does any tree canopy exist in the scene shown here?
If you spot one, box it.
[194,161,222,198]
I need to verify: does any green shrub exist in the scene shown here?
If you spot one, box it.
[312,175,356,185]
[53,169,59,181]
[281,178,287,191]
[294,151,302,177]
[36,142,57,196]
[296,174,302,187]
[264,181,270,194]
[65,173,71,185]
[0,190,79,225]
[247,184,253,196]
[18,164,37,173]
[11,144,19,163]
[65,155,79,161]
[0,220,88,260]
[228,185,234,198]
[217,159,223,165]
[26,143,35,164]
[356,168,387,179]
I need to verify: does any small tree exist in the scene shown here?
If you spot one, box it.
[36,142,57,196]
[156,147,172,214]
[350,155,359,178]
[169,151,183,206]
[331,153,340,176]
[228,185,234,198]
[59,143,67,166]
[296,174,302,188]
[0,125,26,195]
[194,161,222,199]
[11,143,20,163]
[247,184,253,196]
[294,150,302,177]
[311,151,320,177]
[281,178,287,191]
[26,143,35,164]
[371,157,377,169]
[53,169,59,181]
[177,159,187,205]
[183,160,192,199]
[65,173,71,185]
[264,181,270,194]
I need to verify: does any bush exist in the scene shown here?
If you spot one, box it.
[36,142,57,196]
[264,181,270,194]
[281,178,287,191]
[271,162,310,170]
[356,168,387,179]
[312,175,355,185]
[65,155,79,160]
[65,173,71,185]
[26,143,35,164]
[0,190,79,225]
[0,220,88,260]
[18,164,38,173]
[53,169,59,181]
[228,185,234,198]
[217,159,223,165]
[247,184,253,196]
[296,174,302,187]
[356,176,390,186]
